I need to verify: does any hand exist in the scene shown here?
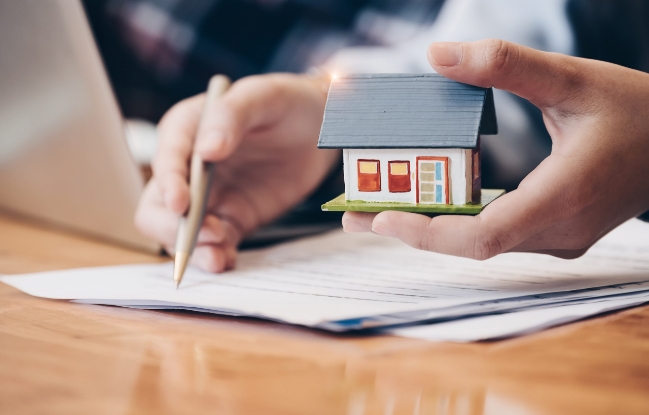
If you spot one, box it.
[136,74,339,271]
[343,39,649,259]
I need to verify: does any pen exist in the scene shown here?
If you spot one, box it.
[173,74,231,289]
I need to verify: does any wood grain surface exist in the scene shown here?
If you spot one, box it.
[1,213,649,415]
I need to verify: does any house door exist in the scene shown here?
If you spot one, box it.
[417,157,449,204]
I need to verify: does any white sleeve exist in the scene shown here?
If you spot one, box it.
[326,0,574,74]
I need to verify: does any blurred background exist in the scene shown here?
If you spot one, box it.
[83,0,649,193]
[81,0,649,246]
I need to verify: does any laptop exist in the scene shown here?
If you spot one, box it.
[0,0,158,252]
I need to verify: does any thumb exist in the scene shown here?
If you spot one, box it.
[194,90,245,163]
[428,39,580,108]
[194,74,305,162]
[194,76,268,162]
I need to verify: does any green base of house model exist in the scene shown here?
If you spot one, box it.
[322,189,505,215]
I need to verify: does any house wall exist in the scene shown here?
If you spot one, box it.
[344,148,471,205]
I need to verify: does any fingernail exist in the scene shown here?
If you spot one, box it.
[429,42,463,67]
[343,219,371,233]
[372,223,397,238]
[196,130,226,154]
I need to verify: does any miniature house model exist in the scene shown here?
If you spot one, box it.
[318,73,502,214]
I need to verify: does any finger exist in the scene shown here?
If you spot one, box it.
[369,211,506,260]
[135,181,228,249]
[196,214,227,245]
[342,212,377,232]
[191,220,240,273]
[135,180,178,247]
[153,95,204,213]
[192,244,238,273]
[427,39,583,109]
[194,74,306,161]
[191,245,229,273]
[370,211,509,259]
[204,182,277,243]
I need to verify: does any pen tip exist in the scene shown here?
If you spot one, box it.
[173,251,189,290]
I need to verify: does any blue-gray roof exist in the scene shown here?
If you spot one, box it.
[317,73,497,149]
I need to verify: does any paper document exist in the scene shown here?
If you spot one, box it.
[389,290,649,342]
[2,220,648,333]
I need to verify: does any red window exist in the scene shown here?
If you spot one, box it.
[357,159,380,192]
[388,161,411,192]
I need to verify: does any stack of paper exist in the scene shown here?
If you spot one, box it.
[2,219,648,341]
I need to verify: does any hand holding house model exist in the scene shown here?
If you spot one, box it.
[318,74,504,215]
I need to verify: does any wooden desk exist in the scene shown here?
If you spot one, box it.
[1,214,649,415]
